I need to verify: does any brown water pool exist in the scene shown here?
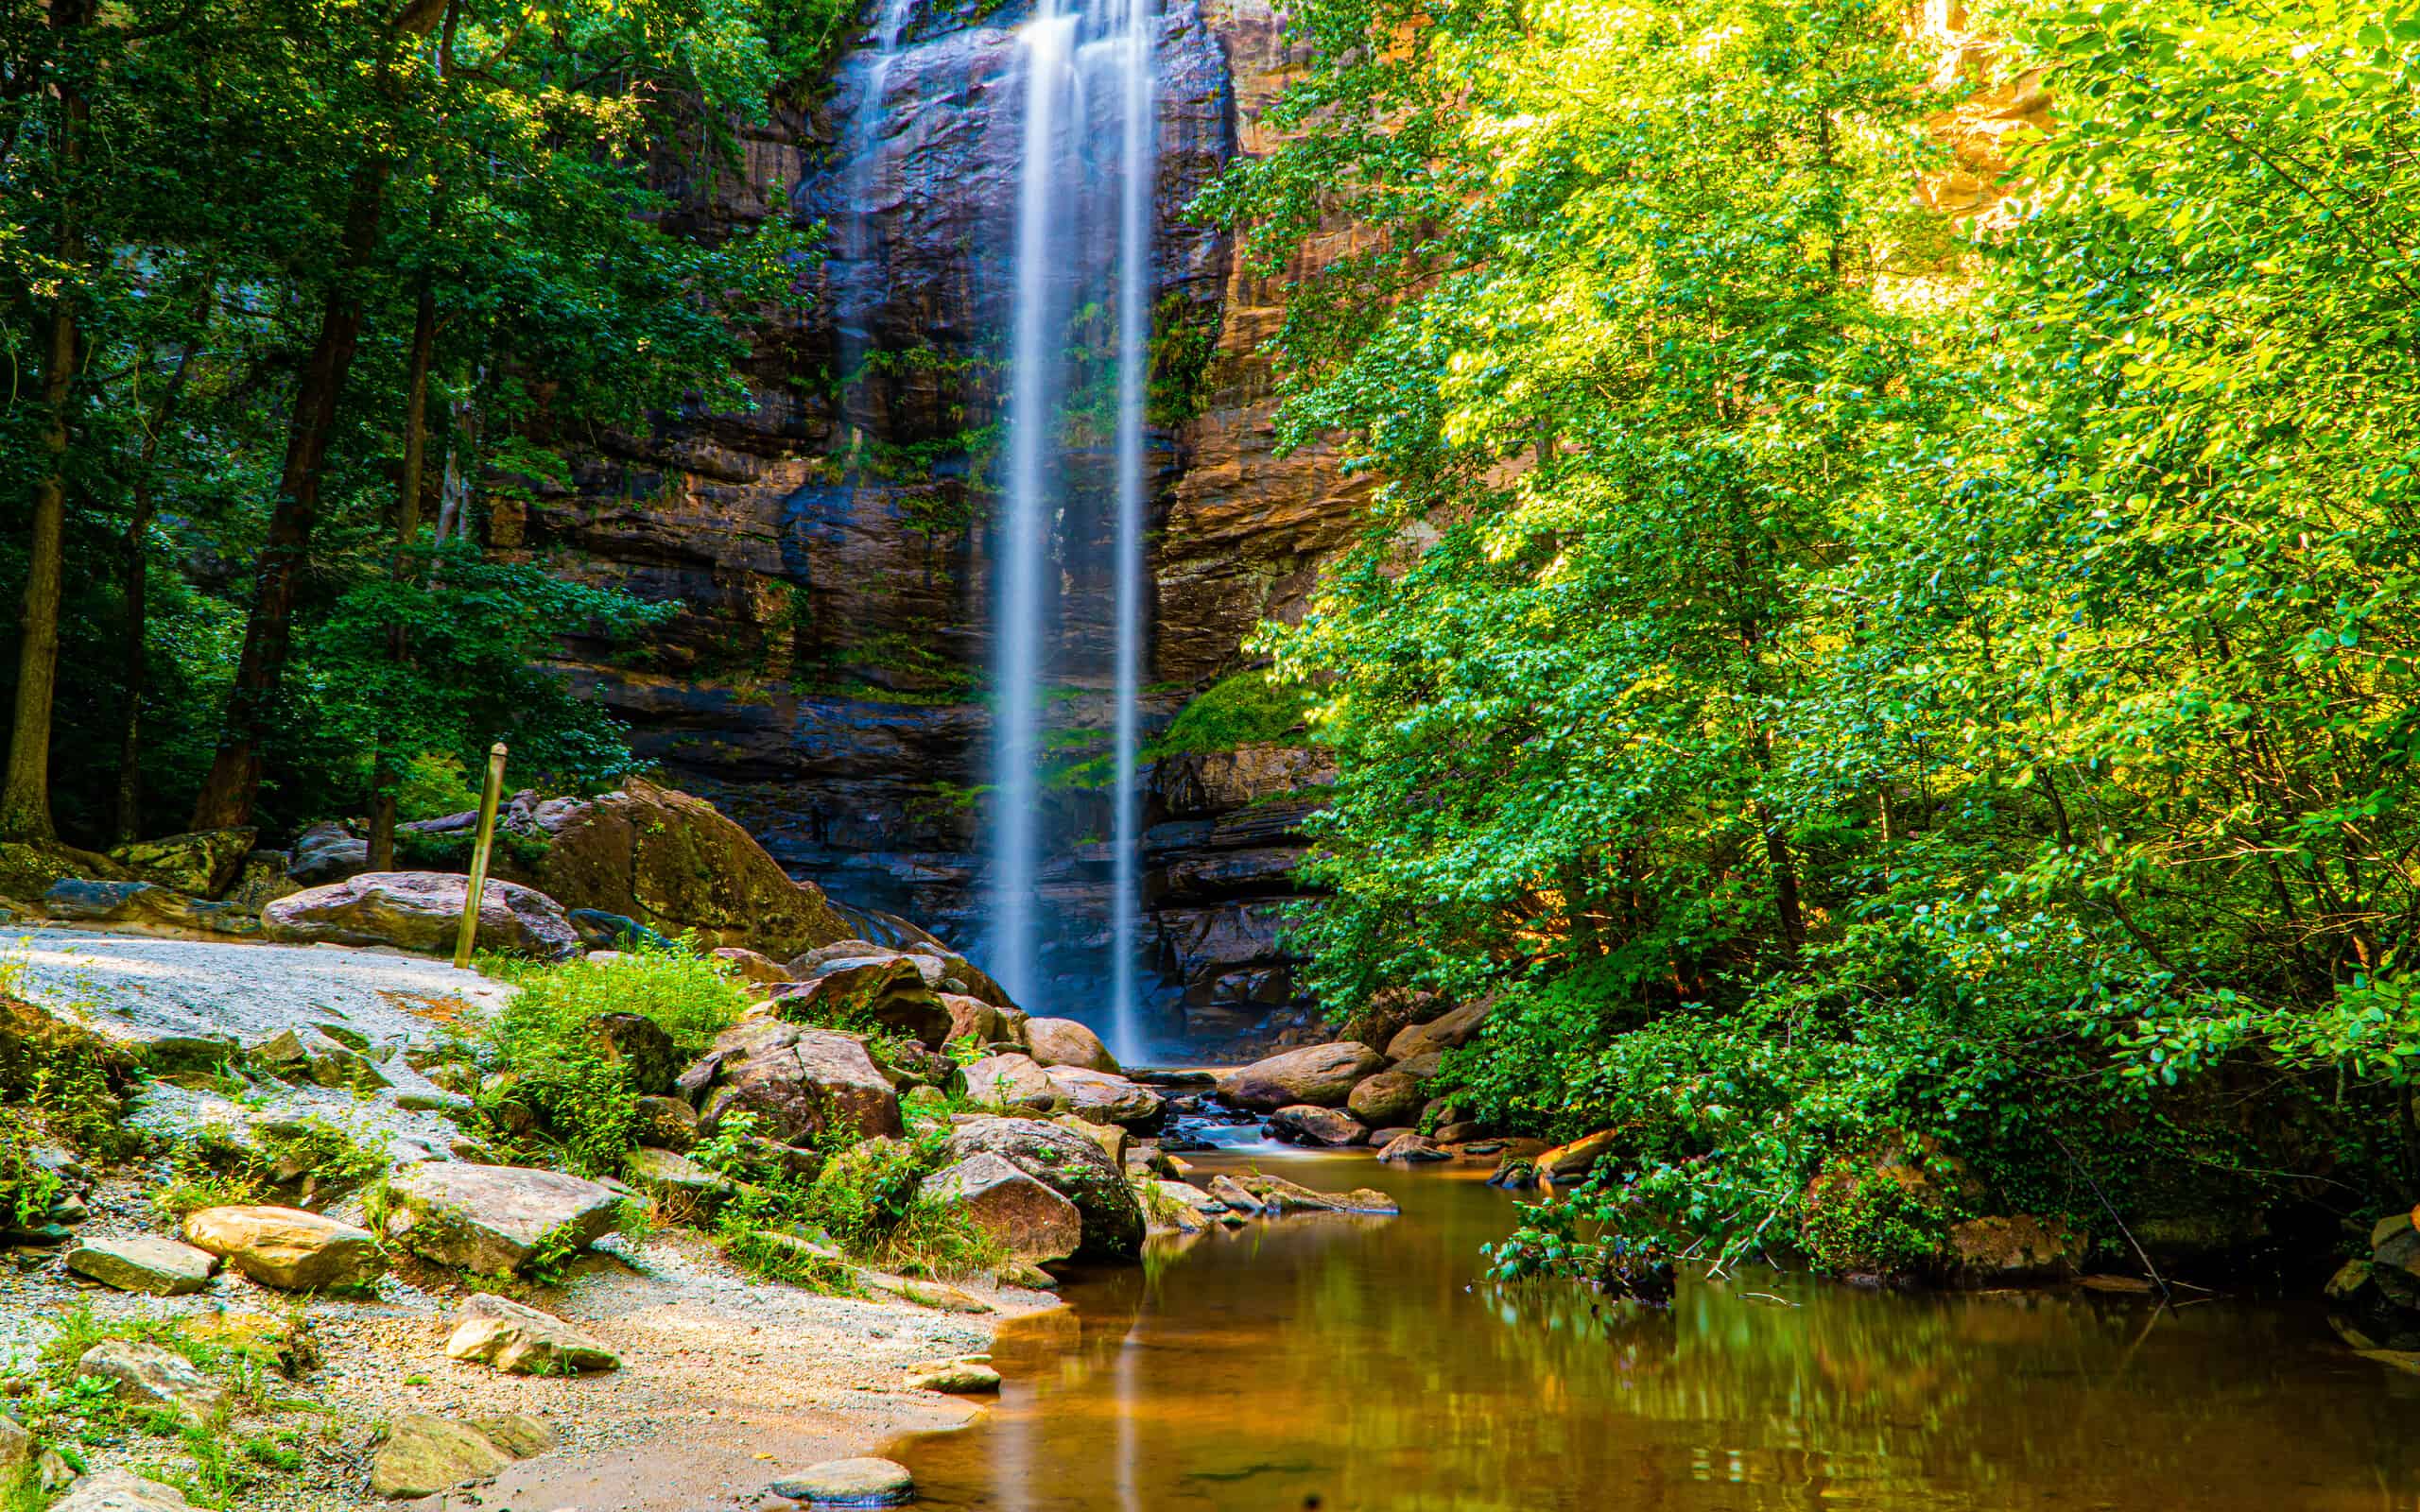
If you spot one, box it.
[888,1147,2420,1511]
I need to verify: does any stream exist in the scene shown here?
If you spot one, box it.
[889,1147,2420,1510]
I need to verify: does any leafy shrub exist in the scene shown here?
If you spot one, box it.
[477,942,746,1175]
[393,750,478,821]
[1147,667,1314,757]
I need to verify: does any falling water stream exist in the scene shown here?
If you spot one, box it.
[988,0,1155,1061]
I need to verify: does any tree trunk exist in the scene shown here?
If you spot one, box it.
[112,344,200,845]
[366,271,441,871]
[0,0,93,844]
[189,166,389,832]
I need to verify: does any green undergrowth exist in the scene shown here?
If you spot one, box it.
[151,1116,391,1221]
[1147,668,1315,758]
[474,941,748,1175]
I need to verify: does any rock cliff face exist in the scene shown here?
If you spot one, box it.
[501,0,1350,1046]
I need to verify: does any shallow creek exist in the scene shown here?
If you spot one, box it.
[888,1147,2420,1511]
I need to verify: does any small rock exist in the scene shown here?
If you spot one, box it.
[0,1412,28,1476]
[444,1293,620,1375]
[253,1024,391,1091]
[768,1456,916,1507]
[712,946,793,986]
[37,1448,74,1492]
[51,1467,194,1512]
[861,1273,992,1314]
[77,1339,224,1423]
[633,1093,701,1150]
[183,1206,384,1291]
[908,1358,1001,1393]
[66,1236,218,1296]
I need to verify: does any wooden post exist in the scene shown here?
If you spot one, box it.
[453,741,508,970]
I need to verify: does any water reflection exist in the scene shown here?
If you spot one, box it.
[890,1153,2420,1510]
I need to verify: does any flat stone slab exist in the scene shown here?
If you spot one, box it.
[908,1358,1001,1393]
[769,1457,916,1506]
[444,1293,620,1376]
[385,1162,621,1275]
[183,1205,384,1291]
[66,1235,218,1296]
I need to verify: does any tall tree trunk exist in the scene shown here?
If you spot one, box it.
[366,268,441,871]
[188,165,389,831]
[189,0,444,832]
[0,0,93,844]
[113,344,200,845]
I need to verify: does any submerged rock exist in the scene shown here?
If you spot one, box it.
[768,1457,916,1507]
[1216,1041,1388,1111]
[261,871,579,960]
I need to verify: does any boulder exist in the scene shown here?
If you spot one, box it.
[582,1011,680,1095]
[1538,1129,1619,1180]
[1205,1174,1264,1214]
[107,829,256,897]
[943,1116,1146,1259]
[286,821,370,885]
[633,1093,700,1149]
[371,1415,555,1499]
[767,1458,915,1508]
[66,1236,218,1297]
[712,946,793,986]
[623,1146,734,1212]
[51,1468,193,1512]
[1433,1120,1483,1144]
[1385,999,1493,1061]
[1270,1104,1368,1147]
[942,992,1017,1049]
[919,1152,1083,1263]
[1390,1050,1444,1083]
[252,1024,391,1091]
[1946,1214,2087,1285]
[1345,1070,1426,1127]
[262,871,579,960]
[1051,1114,1132,1167]
[182,1206,384,1290]
[1376,1132,1449,1163]
[962,1052,1066,1115]
[76,1340,224,1423]
[771,957,952,1047]
[1025,1017,1118,1074]
[534,778,854,958]
[679,1020,904,1144]
[567,908,675,951]
[0,1408,26,1479]
[383,1163,622,1275]
[1213,1171,1400,1217]
[222,850,301,912]
[1217,1041,1388,1111]
[41,880,167,924]
[1042,1067,1165,1127]
[444,1293,620,1375]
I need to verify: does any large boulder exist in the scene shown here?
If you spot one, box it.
[261,872,579,960]
[382,1163,622,1275]
[943,1116,1145,1259]
[919,1152,1083,1263]
[1385,1000,1492,1061]
[770,958,953,1048]
[1043,1067,1164,1127]
[106,829,256,897]
[1025,1017,1118,1073]
[961,1053,1065,1115]
[444,1293,620,1375]
[182,1206,385,1290]
[1269,1104,1367,1147]
[1217,1041,1388,1111]
[285,820,370,885]
[678,1019,904,1144]
[534,778,855,958]
[1345,1070,1427,1127]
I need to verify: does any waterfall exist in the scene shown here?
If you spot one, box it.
[1107,0,1154,1066]
[987,0,1155,1053]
